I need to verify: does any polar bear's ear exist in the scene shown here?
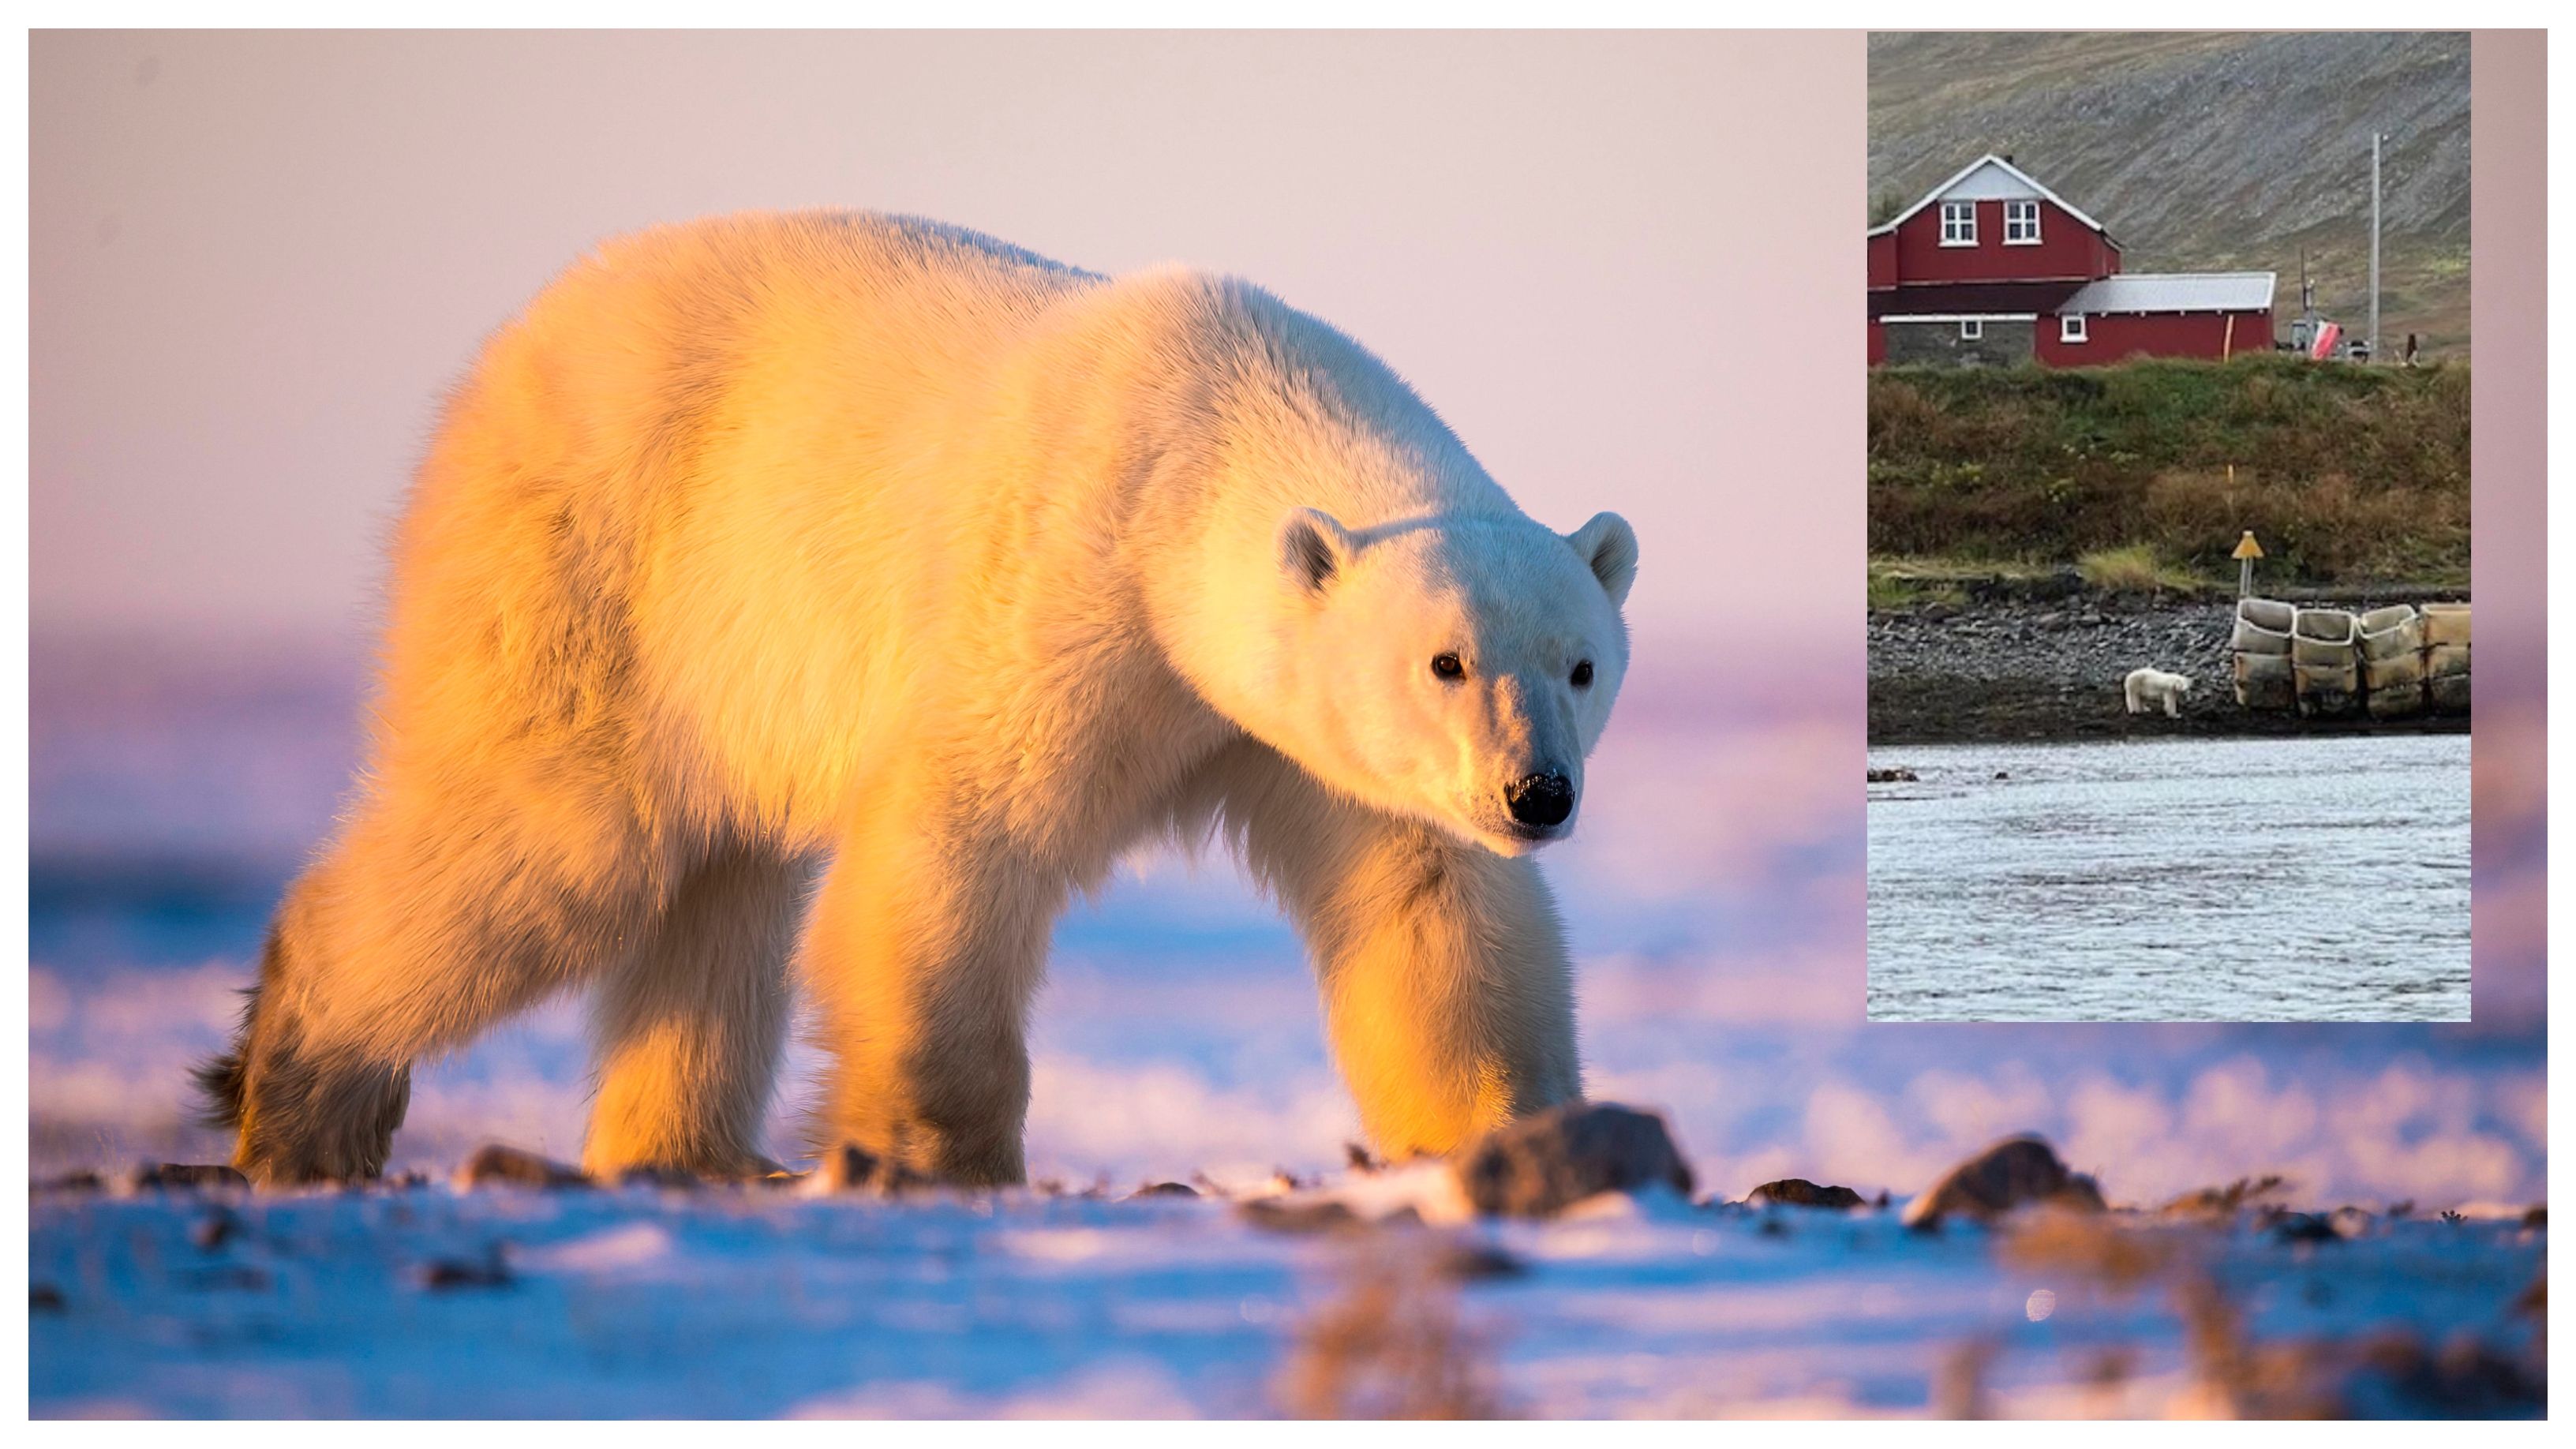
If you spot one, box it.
[1278,507,1358,597]
[1567,511,1638,609]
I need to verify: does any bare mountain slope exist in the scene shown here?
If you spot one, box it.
[1870,32,2470,352]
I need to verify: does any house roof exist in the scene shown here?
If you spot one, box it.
[2059,271,2278,315]
[1866,154,2113,240]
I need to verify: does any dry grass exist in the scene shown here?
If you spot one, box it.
[1275,1232,1507,1419]
[1870,356,2469,586]
[2076,545,2195,593]
[1982,1211,2544,1417]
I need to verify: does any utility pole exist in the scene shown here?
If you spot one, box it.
[2301,248,2316,350]
[2369,130,2383,362]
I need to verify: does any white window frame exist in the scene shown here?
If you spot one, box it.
[2061,313,2089,343]
[1939,200,1977,247]
[1959,318,1984,341]
[2005,199,2042,245]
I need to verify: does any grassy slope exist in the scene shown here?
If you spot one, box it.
[1868,354,2469,587]
[1870,32,2471,355]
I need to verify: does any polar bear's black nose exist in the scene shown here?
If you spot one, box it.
[1506,772,1574,829]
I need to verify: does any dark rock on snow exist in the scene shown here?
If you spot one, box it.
[1453,1101,1694,1217]
[807,1141,931,1195]
[33,1169,107,1194]
[614,1166,706,1191]
[1902,1135,2103,1228]
[1747,1178,1866,1210]
[1239,1198,1363,1234]
[131,1163,249,1193]
[1434,1241,1530,1281]
[454,1143,590,1192]
[417,1249,513,1291]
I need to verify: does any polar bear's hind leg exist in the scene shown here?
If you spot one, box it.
[201,773,664,1185]
[582,848,811,1180]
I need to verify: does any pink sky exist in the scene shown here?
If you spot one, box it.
[31,30,1862,657]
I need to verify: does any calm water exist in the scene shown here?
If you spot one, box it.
[1867,734,2470,1023]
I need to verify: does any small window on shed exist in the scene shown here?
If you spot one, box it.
[2005,200,2042,244]
[2061,313,2088,343]
[1940,200,1977,246]
[1959,318,1984,341]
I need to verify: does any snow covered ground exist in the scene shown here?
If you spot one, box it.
[29,1172,2546,1417]
[26,635,2551,1416]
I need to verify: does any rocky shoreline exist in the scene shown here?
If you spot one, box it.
[1869,590,2473,745]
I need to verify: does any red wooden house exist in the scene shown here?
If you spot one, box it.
[1868,155,2275,367]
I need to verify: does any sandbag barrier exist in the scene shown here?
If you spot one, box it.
[2229,597,2296,712]
[2231,597,2467,719]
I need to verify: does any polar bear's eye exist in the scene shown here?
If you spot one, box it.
[1430,653,1466,682]
[1571,660,1594,688]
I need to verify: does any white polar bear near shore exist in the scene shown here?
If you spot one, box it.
[197,212,1639,1188]
[2125,668,2193,717]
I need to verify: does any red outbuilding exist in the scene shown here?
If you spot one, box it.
[1867,155,2275,367]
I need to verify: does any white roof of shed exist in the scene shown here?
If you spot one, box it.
[2060,271,2277,315]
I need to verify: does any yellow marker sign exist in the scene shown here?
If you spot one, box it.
[2233,531,2265,560]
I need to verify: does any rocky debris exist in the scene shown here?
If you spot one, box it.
[453,1144,590,1192]
[129,1163,249,1193]
[1241,1198,1364,1234]
[2160,1174,2288,1221]
[1452,1102,1694,1218]
[1902,1136,2104,1229]
[1873,597,2234,695]
[803,1142,930,1196]
[2267,1211,2342,1245]
[1344,1142,1385,1174]
[34,1170,106,1194]
[1129,1181,1200,1200]
[1432,1241,1529,1282]
[417,1248,513,1291]
[613,1166,706,1191]
[1747,1178,1866,1210]
[1866,766,1919,784]
[1870,594,2473,743]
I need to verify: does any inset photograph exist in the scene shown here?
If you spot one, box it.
[1864,32,2471,1023]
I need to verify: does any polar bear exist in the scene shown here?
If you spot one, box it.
[195,212,1639,1188]
[2124,668,2193,718]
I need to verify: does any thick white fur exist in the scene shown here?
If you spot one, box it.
[2124,668,2193,717]
[207,212,1638,1186]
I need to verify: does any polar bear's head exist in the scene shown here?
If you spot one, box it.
[1265,508,1638,856]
